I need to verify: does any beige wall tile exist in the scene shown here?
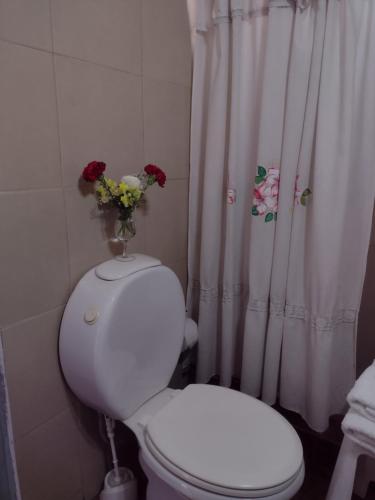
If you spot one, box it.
[143,78,191,180]
[144,179,188,265]
[65,186,146,287]
[51,0,141,74]
[0,0,51,50]
[55,55,143,187]
[0,189,70,326]
[0,41,61,190]
[169,258,188,296]
[2,307,71,438]
[142,0,192,85]
[1,2,192,499]
[15,409,82,500]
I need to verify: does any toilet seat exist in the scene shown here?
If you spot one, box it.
[143,385,304,498]
[140,443,305,500]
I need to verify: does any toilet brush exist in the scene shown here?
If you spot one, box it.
[99,416,137,500]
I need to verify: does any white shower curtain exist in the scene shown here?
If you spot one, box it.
[187,0,375,431]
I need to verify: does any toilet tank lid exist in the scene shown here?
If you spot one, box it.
[95,254,161,281]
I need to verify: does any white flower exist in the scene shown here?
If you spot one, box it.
[256,202,268,215]
[121,175,141,189]
[264,196,277,210]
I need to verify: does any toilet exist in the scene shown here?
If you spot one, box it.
[59,254,304,500]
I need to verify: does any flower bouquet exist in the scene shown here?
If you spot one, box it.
[82,161,166,259]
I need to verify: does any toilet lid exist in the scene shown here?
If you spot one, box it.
[145,385,303,495]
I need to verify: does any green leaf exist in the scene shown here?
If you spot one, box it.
[301,196,307,206]
[302,188,312,197]
[255,175,264,185]
[265,212,274,222]
[251,206,259,216]
[257,165,267,178]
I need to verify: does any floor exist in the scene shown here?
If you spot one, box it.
[279,407,375,500]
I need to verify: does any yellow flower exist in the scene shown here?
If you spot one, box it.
[115,180,143,208]
[94,174,144,212]
[118,182,129,195]
[120,194,130,207]
[96,184,109,203]
[105,177,119,196]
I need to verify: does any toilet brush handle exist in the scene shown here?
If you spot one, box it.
[104,415,122,485]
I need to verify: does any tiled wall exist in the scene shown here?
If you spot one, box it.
[0,1,191,500]
[358,215,375,375]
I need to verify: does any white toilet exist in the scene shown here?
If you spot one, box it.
[59,254,304,500]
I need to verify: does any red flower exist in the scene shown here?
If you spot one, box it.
[144,164,166,187]
[82,161,106,182]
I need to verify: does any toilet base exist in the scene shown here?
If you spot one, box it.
[145,472,190,500]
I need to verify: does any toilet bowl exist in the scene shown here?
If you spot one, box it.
[59,255,304,500]
[126,385,304,500]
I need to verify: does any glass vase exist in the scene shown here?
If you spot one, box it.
[115,215,136,260]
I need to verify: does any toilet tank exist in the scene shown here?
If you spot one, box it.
[59,255,186,420]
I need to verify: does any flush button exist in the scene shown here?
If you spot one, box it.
[84,308,99,325]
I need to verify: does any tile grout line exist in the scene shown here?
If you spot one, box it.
[0,36,51,54]
[48,0,74,294]
[139,0,148,253]
[139,0,146,250]
[0,186,63,195]
[13,405,75,444]
[0,35,140,76]
[1,303,66,332]
[47,11,86,494]
[0,36,192,90]
[140,0,144,81]
[0,176,189,194]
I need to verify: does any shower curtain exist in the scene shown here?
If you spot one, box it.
[187,0,375,431]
